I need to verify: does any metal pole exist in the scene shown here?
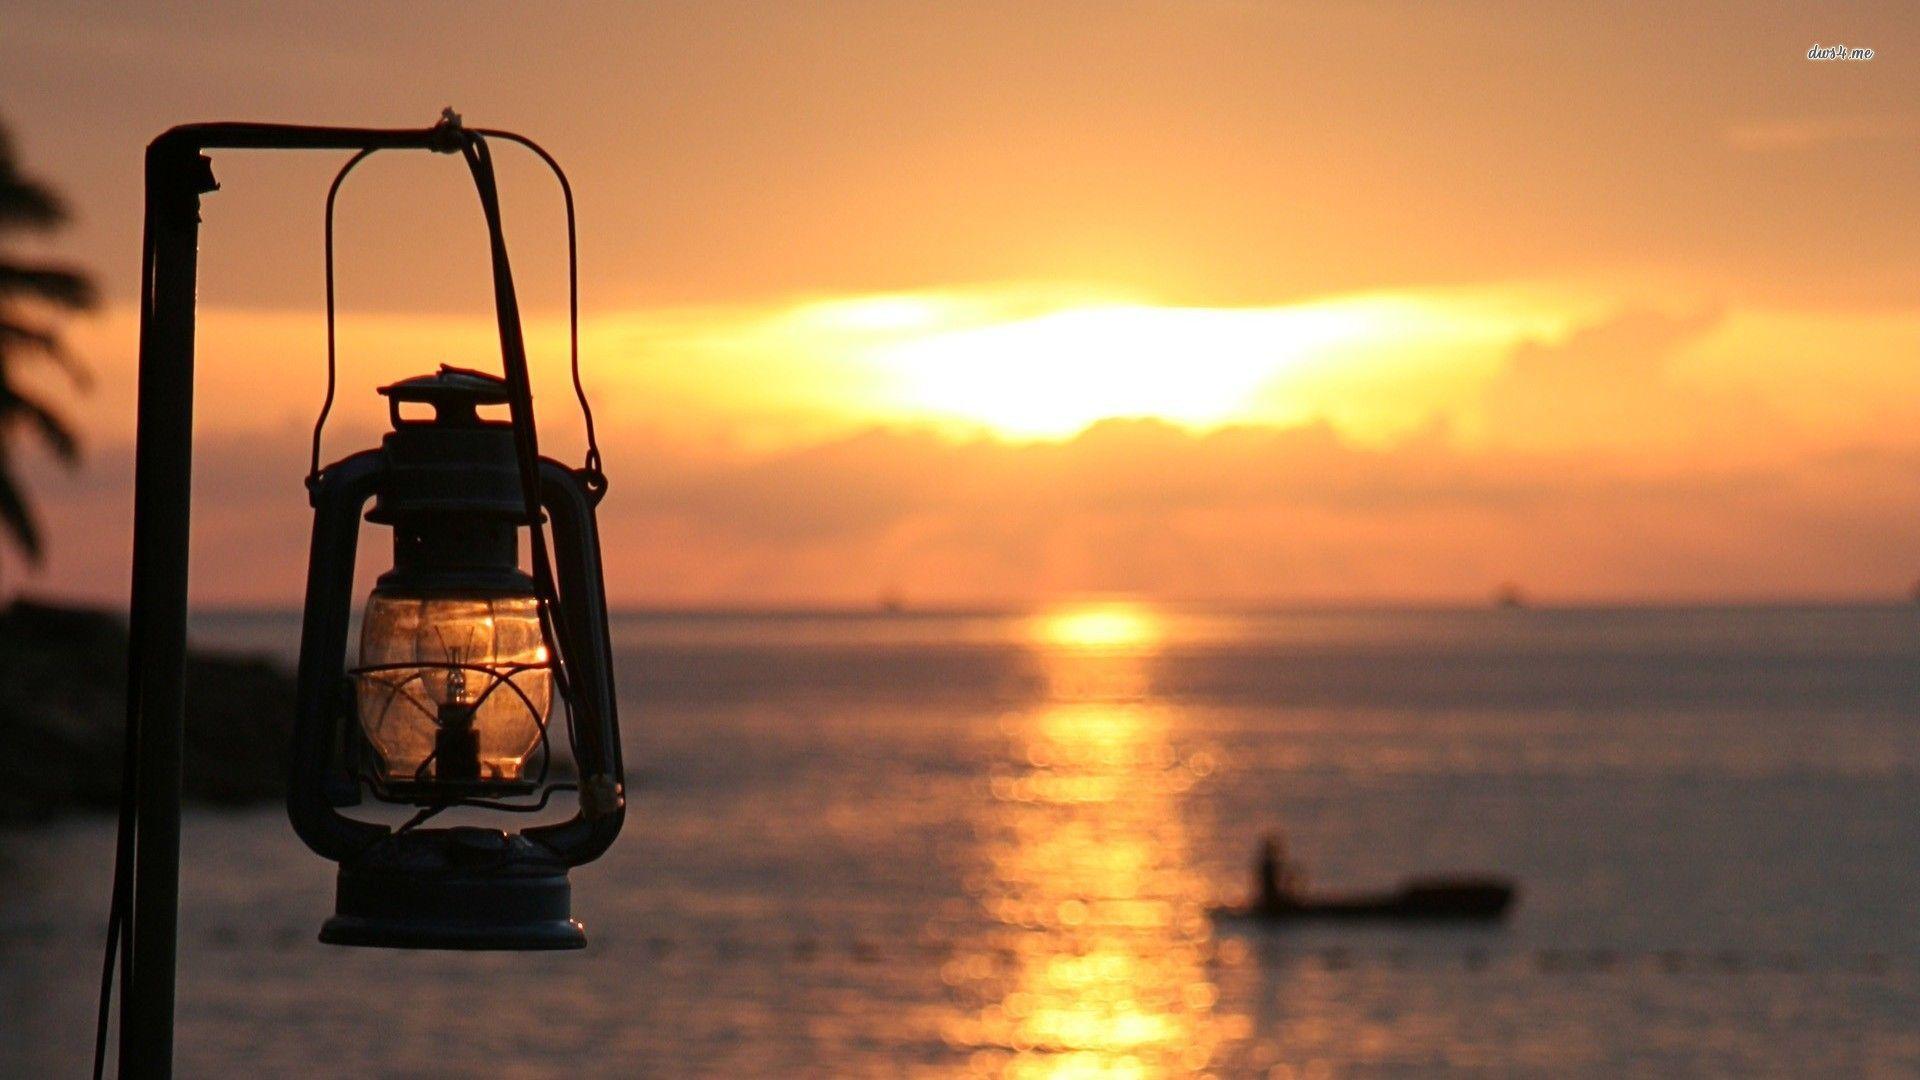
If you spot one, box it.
[111,118,460,1076]
[120,136,212,1080]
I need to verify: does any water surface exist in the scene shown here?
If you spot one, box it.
[4,604,1917,1075]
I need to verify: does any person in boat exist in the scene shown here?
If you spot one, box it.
[1256,832,1304,911]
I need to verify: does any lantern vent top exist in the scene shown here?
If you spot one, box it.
[379,365,511,428]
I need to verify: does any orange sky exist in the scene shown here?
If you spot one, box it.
[3,2,1919,605]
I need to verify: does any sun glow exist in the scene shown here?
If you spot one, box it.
[560,284,1580,451]
[861,291,1560,440]
[877,303,1353,438]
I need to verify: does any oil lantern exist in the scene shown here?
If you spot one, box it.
[289,365,624,949]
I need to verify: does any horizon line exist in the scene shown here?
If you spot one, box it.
[134,595,1920,618]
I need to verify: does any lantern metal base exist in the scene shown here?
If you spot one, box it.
[319,826,587,950]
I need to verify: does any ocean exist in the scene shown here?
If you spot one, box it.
[3,604,1918,1076]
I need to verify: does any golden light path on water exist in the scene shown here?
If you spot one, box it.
[943,602,1246,1077]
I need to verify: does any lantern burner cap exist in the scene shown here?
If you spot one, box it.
[379,365,512,428]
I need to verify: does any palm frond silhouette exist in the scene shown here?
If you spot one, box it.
[0,119,93,572]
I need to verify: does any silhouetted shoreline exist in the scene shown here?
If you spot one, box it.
[0,599,294,825]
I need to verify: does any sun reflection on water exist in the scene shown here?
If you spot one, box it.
[946,603,1239,1077]
[1032,602,1165,654]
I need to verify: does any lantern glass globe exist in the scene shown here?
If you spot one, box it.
[354,591,551,785]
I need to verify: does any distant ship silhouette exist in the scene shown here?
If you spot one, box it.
[1494,582,1528,610]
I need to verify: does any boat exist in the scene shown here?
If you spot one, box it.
[1212,876,1517,924]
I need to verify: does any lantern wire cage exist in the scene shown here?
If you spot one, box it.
[349,656,573,817]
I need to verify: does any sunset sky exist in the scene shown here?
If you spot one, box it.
[3,1,1918,605]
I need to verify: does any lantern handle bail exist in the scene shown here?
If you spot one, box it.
[306,115,604,497]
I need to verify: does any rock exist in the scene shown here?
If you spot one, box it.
[0,599,295,824]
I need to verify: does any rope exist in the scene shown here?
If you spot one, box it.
[453,129,596,772]
[92,170,161,1080]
